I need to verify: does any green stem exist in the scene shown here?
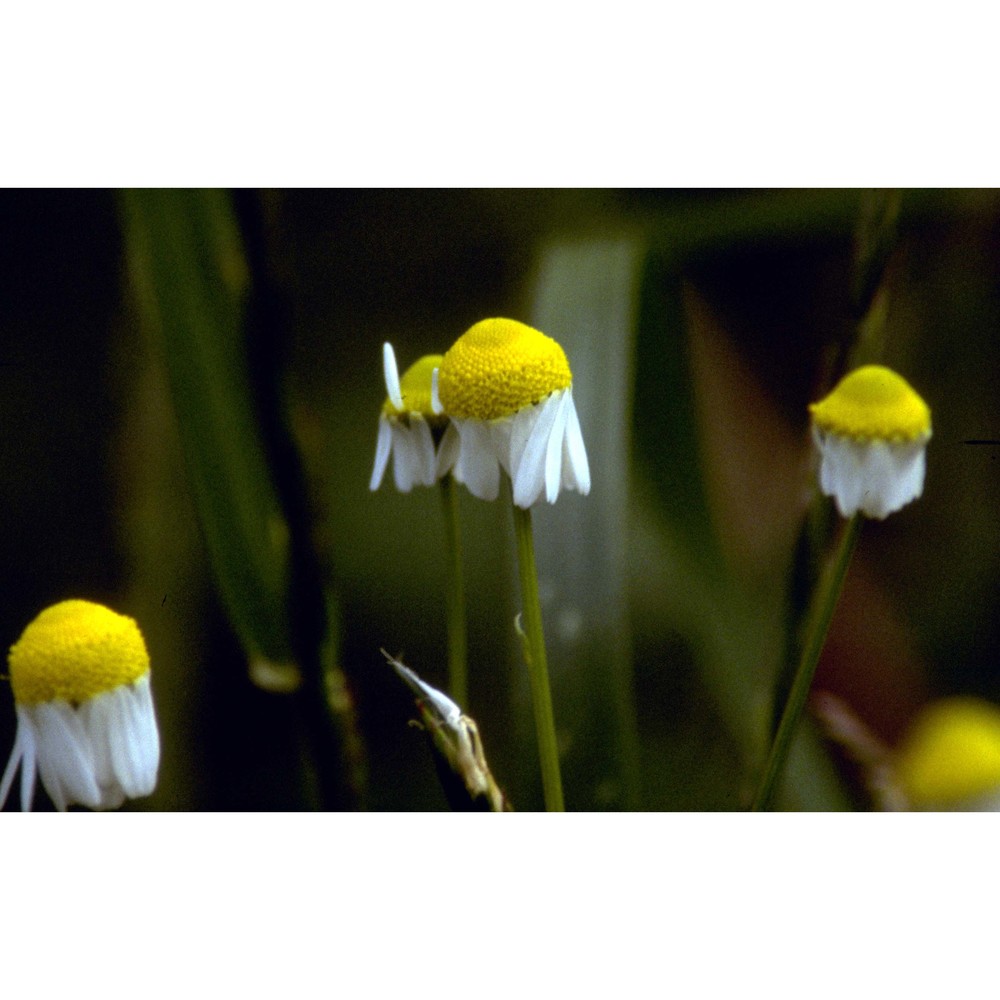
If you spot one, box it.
[752,513,863,811]
[511,502,565,812]
[439,474,468,709]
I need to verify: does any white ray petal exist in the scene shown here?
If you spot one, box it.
[562,389,591,495]
[453,419,501,501]
[369,416,393,491]
[512,393,563,508]
[32,702,101,811]
[383,342,404,411]
[0,715,27,811]
[544,391,572,503]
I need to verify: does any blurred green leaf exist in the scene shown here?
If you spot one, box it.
[526,235,644,810]
[631,240,851,810]
[633,249,724,580]
[119,189,294,666]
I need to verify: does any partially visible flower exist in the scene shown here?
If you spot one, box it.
[370,343,450,493]
[0,599,160,811]
[433,317,590,508]
[809,364,931,519]
[894,697,1000,810]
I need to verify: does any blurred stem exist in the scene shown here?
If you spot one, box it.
[753,513,862,811]
[439,474,468,708]
[511,502,565,812]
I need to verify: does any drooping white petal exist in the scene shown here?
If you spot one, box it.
[504,405,533,480]
[78,674,159,806]
[544,391,572,503]
[0,712,28,811]
[18,712,37,812]
[79,692,116,790]
[561,389,591,495]
[443,385,590,506]
[77,688,127,809]
[129,674,161,796]
[859,439,898,518]
[383,342,404,411]
[110,679,158,799]
[511,392,564,508]
[31,701,102,811]
[452,418,502,501]
[435,422,460,479]
[390,416,436,492]
[369,416,393,491]
[814,427,928,519]
[430,367,443,416]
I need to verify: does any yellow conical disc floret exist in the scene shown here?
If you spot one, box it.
[895,698,1000,807]
[9,599,150,707]
[383,354,445,421]
[809,365,931,442]
[438,318,572,421]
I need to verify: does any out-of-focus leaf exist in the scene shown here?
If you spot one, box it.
[633,248,724,579]
[119,189,294,666]
[631,243,851,810]
[525,235,644,810]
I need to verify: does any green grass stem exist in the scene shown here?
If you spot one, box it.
[752,513,863,811]
[511,503,565,812]
[439,474,468,709]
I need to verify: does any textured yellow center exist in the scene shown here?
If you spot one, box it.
[8,600,150,706]
[383,354,445,420]
[809,365,931,441]
[437,318,572,421]
[895,698,1000,806]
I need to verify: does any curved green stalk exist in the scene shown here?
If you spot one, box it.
[511,503,565,812]
[439,474,468,709]
[753,514,863,811]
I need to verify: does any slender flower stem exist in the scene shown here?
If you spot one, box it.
[439,474,468,709]
[511,502,565,812]
[752,513,863,811]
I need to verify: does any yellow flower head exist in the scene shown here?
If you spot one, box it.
[9,599,150,706]
[1,599,160,811]
[431,318,590,507]
[809,364,932,519]
[383,352,446,424]
[809,365,931,442]
[437,318,572,421]
[371,343,452,493]
[895,698,1000,808]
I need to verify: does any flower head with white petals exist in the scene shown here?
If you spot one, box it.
[1,599,160,811]
[809,364,931,520]
[370,343,451,493]
[432,317,591,508]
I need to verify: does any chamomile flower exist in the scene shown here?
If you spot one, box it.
[433,317,590,508]
[809,364,931,519]
[895,698,1000,810]
[0,599,160,811]
[370,343,451,493]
